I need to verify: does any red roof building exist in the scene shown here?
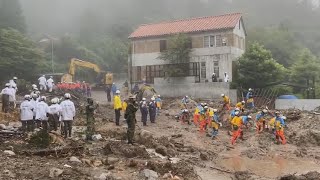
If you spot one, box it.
[129,13,246,89]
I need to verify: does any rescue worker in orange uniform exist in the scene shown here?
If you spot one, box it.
[231,113,252,145]
[269,112,286,145]
[199,106,208,132]
[221,94,231,110]
[255,109,268,133]
[235,101,245,112]
[193,103,203,126]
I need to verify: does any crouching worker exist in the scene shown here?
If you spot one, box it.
[231,111,243,145]
[35,96,49,132]
[211,109,222,139]
[48,98,61,131]
[20,95,34,132]
[60,93,76,138]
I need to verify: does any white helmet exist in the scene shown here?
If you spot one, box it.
[24,95,30,100]
[50,76,53,78]
[247,115,252,119]
[185,96,189,98]
[32,84,37,88]
[204,106,208,109]
[5,83,10,87]
[42,75,45,77]
[221,94,225,97]
[13,77,18,80]
[151,97,155,101]
[41,96,46,101]
[32,94,38,98]
[235,111,240,116]
[241,101,245,104]
[249,88,253,91]
[262,109,268,113]
[64,93,71,99]
[158,95,161,97]
[184,109,189,113]
[235,107,240,111]
[282,116,287,120]
[142,98,146,101]
[213,109,218,112]
[116,90,120,94]
[51,98,59,104]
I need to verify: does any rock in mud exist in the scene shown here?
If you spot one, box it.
[280,171,320,180]
[104,141,150,158]
[70,156,82,163]
[49,168,63,178]
[94,172,112,180]
[0,124,6,130]
[92,134,103,141]
[200,152,209,161]
[155,145,168,156]
[3,150,15,156]
[234,171,254,180]
[3,169,16,178]
[106,157,120,164]
[140,169,159,180]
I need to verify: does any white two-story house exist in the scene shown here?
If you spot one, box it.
[128,13,246,86]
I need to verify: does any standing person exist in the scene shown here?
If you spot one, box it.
[141,101,148,126]
[35,96,50,131]
[149,97,157,123]
[212,73,218,82]
[87,85,92,97]
[8,85,16,112]
[139,98,147,122]
[86,98,97,140]
[221,94,231,111]
[48,98,61,131]
[113,90,122,126]
[20,95,34,132]
[82,81,87,96]
[38,75,47,91]
[132,83,139,94]
[123,80,129,96]
[224,72,229,82]
[211,109,221,139]
[30,94,38,129]
[105,85,112,102]
[1,83,11,113]
[60,93,76,138]
[155,95,162,115]
[246,88,254,109]
[181,95,190,109]
[9,77,18,92]
[47,76,54,93]
[124,95,138,145]
[111,83,117,97]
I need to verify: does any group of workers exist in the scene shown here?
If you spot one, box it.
[139,95,162,126]
[1,77,18,113]
[20,86,76,138]
[181,88,287,145]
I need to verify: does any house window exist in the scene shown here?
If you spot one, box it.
[201,62,206,78]
[204,35,215,47]
[213,61,219,77]
[160,40,167,52]
[216,35,222,47]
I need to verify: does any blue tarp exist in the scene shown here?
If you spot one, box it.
[277,95,298,99]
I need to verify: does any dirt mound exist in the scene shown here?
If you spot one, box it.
[104,140,150,158]
[289,130,320,147]
[146,160,198,180]
[283,109,302,121]
[280,171,320,180]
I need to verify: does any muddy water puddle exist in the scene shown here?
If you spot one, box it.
[218,148,320,178]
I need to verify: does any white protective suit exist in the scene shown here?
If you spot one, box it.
[47,78,54,92]
[30,99,38,117]
[35,101,49,121]
[9,80,17,91]
[60,99,76,121]
[1,87,11,95]
[20,100,34,121]
[224,73,229,83]
[49,104,61,115]
[8,87,16,102]
[38,76,47,91]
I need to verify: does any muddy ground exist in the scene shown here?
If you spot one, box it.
[1,92,320,180]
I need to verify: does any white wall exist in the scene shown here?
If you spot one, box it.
[233,19,246,38]
[154,77,237,104]
[275,99,320,111]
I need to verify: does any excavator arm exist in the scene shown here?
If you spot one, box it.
[69,58,101,76]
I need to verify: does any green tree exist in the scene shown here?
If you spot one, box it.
[290,48,320,98]
[235,43,287,89]
[0,28,46,83]
[158,33,192,77]
[0,0,26,33]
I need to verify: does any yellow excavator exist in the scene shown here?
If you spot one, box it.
[61,58,113,86]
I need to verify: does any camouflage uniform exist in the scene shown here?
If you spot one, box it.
[86,98,97,140]
[125,99,138,144]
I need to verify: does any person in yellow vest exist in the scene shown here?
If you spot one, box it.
[231,111,243,145]
[211,109,222,139]
[269,112,286,145]
[155,95,162,115]
[221,94,231,110]
[114,90,122,126]
[122,99,128,112]
[193,104,201,126]
[235,101,245,112]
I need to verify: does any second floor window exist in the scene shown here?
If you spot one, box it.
[204,35,215,47]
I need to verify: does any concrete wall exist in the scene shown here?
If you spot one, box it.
[275,99,320,111]
[154,77,237,104]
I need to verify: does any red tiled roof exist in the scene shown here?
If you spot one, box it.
[129,13,242,39]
